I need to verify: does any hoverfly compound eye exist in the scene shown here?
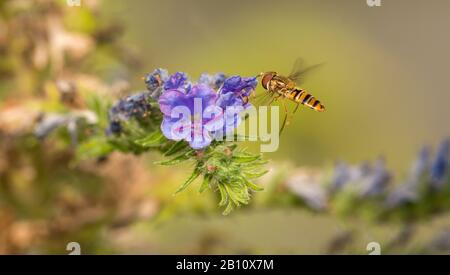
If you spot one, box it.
[261,73,274,90]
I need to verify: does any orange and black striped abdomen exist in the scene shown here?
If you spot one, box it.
[290,88,325,112]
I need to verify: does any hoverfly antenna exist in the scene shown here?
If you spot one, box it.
[256,72,264,78]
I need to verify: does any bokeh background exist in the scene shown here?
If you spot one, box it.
[0,0,449,254]
[106,0,450,170]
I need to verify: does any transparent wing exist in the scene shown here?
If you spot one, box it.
[288,58,324,85]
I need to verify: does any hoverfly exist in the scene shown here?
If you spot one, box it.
[256,59,325,133]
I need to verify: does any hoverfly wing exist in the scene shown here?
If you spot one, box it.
[288,57,305,78]
[288,58,324,85]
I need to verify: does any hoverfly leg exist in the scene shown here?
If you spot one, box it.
[279,99,289,135]
[240,94,249,105]
[288,102,301,125]
[268,93,282,106]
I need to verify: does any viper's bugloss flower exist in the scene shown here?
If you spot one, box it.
[330,161,371,192]
[219,76,258,98]
[199,73,227,90]
[330,161,350,191]
[159,84,220,149]
[286,171,327,211]
[360,158,391,197]
[164,72,191,91]
[430,139,450,189]
[108,91,153,135]
[411,146,431,179]
[154,70,258,149]
[144,68,169,99]
[385,147,429,208]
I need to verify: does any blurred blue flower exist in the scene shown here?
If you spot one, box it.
[286,171,328,211]
[360,158,391,198]
[330,161,350,191]
[385,147,429,208]
[411,146,431,179]
[430,139,450,189]
[330,161,371,192]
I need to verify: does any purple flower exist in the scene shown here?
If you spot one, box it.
[210,76,257,138]
[199,73,227,90]
[144,68,169,99]
[360,158,391,198]
[159,84,220,149]
[430,139,450,189]
[411,146,430,179]
[164,72,190,91]
[385,146,430,208]
[330,161,350,191]
[212,92,247,138]
[155,71,259,149]
[220,76,258,98]
[107,91,153,135]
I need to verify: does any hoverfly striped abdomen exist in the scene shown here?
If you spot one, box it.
[291,88,325,112]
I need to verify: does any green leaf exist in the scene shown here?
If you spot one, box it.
[155,151,194,166]
[164,140,189,156]
[240,159,269,167]
[134,131,165,147]
[174,169,201,194]
[224,183,241,205]
[232,153,260,163]
[244,170,269,179]
[199,175,211,193]
[245,180,265,192]
[222,201,234,215]
[217,184,228,207]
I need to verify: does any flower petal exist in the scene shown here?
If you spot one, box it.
[158,89,188,117]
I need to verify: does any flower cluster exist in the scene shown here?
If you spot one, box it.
[107,91,154,135]
[99,69,265,214]
[284,139,450,217]
[144,69,257,149]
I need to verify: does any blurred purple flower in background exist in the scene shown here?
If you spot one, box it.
[430,139,450,190]
[385,146,430,208]
[360,158,391,198]
[286,170,327,211]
